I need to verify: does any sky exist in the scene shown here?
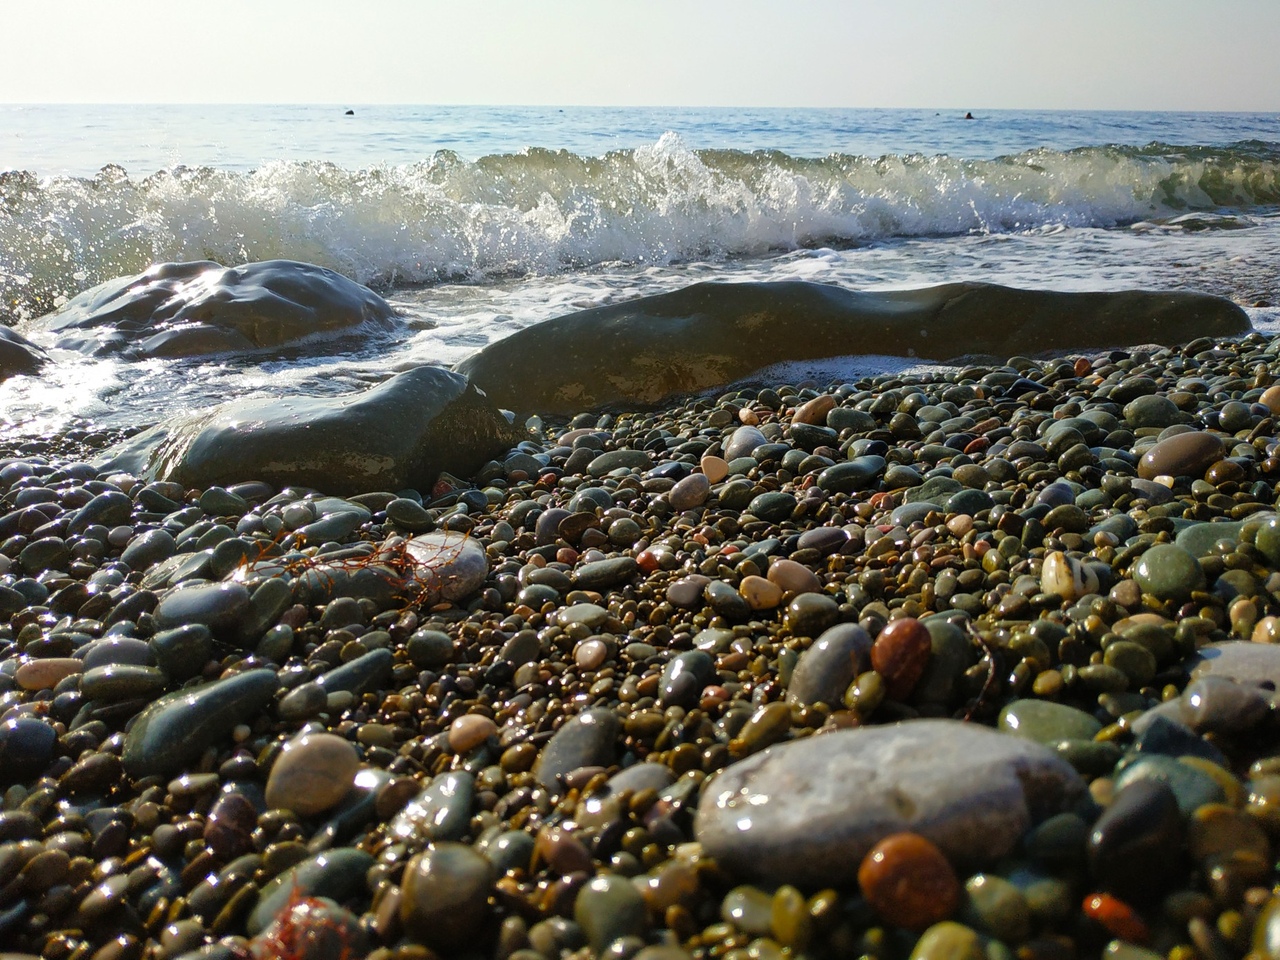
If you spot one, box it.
[4,0,1279,111]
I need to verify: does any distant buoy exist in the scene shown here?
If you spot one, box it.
[963,112,974,120]
[345,109,355,116]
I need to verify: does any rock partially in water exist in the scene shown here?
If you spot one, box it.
[27,259,399,358]
[455,280,1248,413]
[0,326,48,381]
[95,365,515,496]
[695,719,1084,886]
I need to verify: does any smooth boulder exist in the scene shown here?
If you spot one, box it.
[27,259,398,358]
[694,719,1084,886]
[95,365,516,496]
[454,280,1249,413]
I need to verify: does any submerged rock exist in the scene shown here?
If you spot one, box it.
[455,279,1249,412]
[94,365,515,495]
[26,259,399,358]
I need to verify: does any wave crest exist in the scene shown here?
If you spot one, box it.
[3,134,1278,322]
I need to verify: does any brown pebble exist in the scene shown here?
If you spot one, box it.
[870,618,932,700]
[449,715,498,754]
[15,657,83,691]
[1261,384,1280,415]
[739,575,783,610]
[264,732,360,816]
[792,395,836,425]
[857,831,960,930]
[700,455,729,484]
[1137,431,1224,480]
[767,559,821,596]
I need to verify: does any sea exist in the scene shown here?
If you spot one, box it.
[1,104,1279,442]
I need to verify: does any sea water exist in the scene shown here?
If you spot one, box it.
[1,104,1278,439]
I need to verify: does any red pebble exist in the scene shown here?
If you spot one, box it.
[555,547,578,564]
[1083,893,1149,944]
[1075,357,1093,376]
[870,617,932,700]
[636,549,661,573]
[963,437,990,455]
[857,832,960,930]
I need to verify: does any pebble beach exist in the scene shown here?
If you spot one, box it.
[5,322,1280,960]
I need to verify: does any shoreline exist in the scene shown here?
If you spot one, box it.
[2,329,1280,959]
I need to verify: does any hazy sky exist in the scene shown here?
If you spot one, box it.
[5,0,1279,111]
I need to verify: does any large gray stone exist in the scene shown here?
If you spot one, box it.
[694,718,1084,886]
[455,280,1248,413]
[29,259,398,358]
[95,365,515,496]
[1190,640,1280,687]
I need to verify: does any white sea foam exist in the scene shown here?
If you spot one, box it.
[3,135,1278,322]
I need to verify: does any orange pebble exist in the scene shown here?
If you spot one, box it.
[857,832,960,930]
[1074,357,1093,376]
[870,618,932,700]
[1082,893,1148,944]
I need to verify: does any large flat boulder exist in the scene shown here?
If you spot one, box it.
[694,719,1085,886]
[96,365,516,496]
[25,259,399,358]
[455,280,1249,413]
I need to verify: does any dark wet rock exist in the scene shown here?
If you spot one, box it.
[786,623,873,707]
[533,707,621,789]
[95,365,516,497]
[31,259,398,358]
[0,717,56,784]
[573,557,638,590]
[0,325,49,380]
[659,650,716,708]
[400,842,495,952]
[122,668,279,777]
[120,528,178,570]
[455,280,1247,412]
[1087,779,1184,902]
[695,719,1084,886]
[247,847,375,936]
[315,648,393,696]
[1137,431,1225,480]
[388,771,475,845]
[149,624,214,681]
[746,491,796,523]
[152,581,251,638]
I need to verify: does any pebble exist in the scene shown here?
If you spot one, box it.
[858,832,961,930]
[669,473,711,510]
[870,618,933,700]
[533,707,621,789]
[400,842,495,950]
[121,668,279,777]
[264,732,360,816]
[1137,430,1224,479]
[786,623,873,707]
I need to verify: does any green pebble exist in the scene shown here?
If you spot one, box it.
[1103,640,1157,686]
[961,874,1031,944]
[909,922,985,960]
[1133,543,1206,603]
[998,699,1102,744]
[575,874,648,954]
